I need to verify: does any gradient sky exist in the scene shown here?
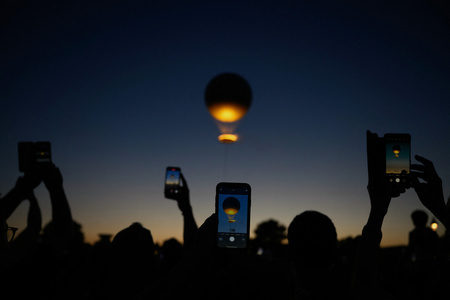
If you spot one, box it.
[1,0,449,247]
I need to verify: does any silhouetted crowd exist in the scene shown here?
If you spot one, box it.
[1,132,449,299]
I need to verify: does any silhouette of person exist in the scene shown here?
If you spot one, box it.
[6,190,42,267]
[0,169,42,268]
[405,210,439,299]
[288,210,349,299]
[356,131,450,299]
[139,214,218,299]
[409,155,450,299]
[142,212,295,299]
[169,172,198,253]
[0,162,93,299]
[0,169,41,223]
[160,237,183,274]
[410,155,450,229]
[87,222,157,300]
[408,210,439,263]
[351,131,407,299]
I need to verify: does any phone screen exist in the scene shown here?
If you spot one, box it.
[165,167,181,198]
[216,182,251,249]
[385,134,411,185]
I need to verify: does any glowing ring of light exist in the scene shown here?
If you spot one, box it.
[218,134,238,143]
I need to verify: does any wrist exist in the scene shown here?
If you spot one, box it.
[366,209,386,230]
[361,224,383,247]
[181,205,193,216]
[48,185,66,198]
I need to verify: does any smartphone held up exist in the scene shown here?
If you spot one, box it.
[367,131,411,189]
[18,141,52,172]
[164,167,181,199]
[215,182,251,249]
[385,133,411,187]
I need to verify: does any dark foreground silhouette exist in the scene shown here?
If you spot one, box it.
[1,134,449,299]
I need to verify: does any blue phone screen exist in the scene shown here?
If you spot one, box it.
[217,183,250,248]
[165,169,180,186]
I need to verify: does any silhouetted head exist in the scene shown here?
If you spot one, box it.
[411,210,428,228]
[161,238,183,267]
[110,222,155,267]
[162,238,182,256]
[42,220,85,246]
[106,224,157,296]
[288,211,337,271]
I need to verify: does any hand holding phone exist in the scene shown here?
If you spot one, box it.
[411,155,446,219]
[215,182,251,249]
[18,141,52,172]
[366,131,411,198]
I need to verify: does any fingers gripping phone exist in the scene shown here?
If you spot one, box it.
[164,167,181,199]
[385,133,411,187]
[216,182,251,249]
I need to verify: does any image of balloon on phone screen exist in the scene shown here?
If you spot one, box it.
[385,133,411,188]
[215,182,251,249]
[164,167,181,199]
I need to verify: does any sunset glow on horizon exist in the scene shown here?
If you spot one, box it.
[1,0,449,249]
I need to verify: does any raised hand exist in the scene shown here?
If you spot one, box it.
[174,173,191,212]
[41,163,64,192]
[15,170,42,195]
[366,131,403,219]
[411,155,447,227]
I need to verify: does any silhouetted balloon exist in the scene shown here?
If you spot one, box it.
[205,73,252,123]
[222,196,240,223]
[393,145,401,158]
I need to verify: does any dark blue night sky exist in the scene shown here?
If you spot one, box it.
[1,0,449,246]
